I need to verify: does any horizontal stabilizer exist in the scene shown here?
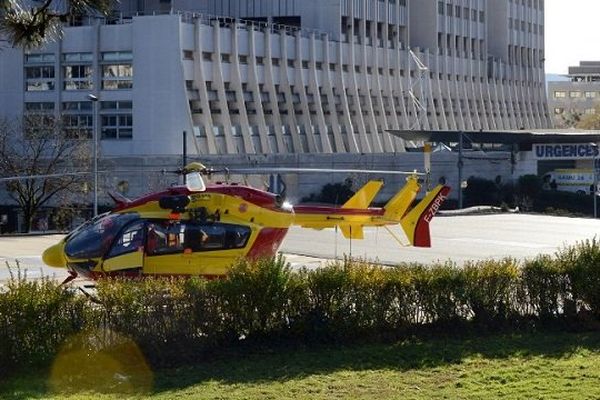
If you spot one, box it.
[342,180,384,209]
[340,225,364,239]
[400,185,451,247]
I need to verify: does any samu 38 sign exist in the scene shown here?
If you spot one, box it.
[533,143,600,160]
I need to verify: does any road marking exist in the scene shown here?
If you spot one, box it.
[445,238,551,249]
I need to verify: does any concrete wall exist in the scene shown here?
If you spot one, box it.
[83,151,527,206]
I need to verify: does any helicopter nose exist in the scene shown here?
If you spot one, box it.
[42,243,67,268]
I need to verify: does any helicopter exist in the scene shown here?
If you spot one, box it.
[41,162,450,281]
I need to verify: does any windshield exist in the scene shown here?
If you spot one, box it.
[64,213,139,259]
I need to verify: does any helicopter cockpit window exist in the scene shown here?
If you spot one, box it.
[64,213,139,259]
[107,221,145,258]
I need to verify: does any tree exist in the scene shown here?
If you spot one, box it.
[0,115,92,232]
[0,0,112,48]
[576,107,600,130]
[556,110,582,129]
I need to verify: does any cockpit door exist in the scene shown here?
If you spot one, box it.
[101,221,145,274]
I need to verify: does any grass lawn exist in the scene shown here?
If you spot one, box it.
[2,331,600,400]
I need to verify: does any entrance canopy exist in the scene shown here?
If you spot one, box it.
[388,129,600,146]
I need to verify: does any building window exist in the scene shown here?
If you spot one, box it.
[100,101,132,110]
[554,91,566,98]
[183,50,194,60]
[102,64,133,90]
[63,52,93,62]
[25,102,55,113]
[101,114,133,139]
[101,51,133,62]
[438,1,444,15]
[63,101,93,111]
[202,52,212,61]
[63,65,93,90]
[553,107,563,115]
[25,53,55,63]
[585,91,597,98]
[25,66,55,91]
[221,54,231,63]
[62,114,93,138]
[570,91,581,98]
[271,57,280,66]
[238,55,248,64]
[585,108,596,115]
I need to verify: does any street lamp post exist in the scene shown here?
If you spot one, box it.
[88,94,99,217]
[594,143,598,219]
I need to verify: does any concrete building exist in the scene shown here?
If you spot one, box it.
[0,0,550,158]
[548,61,600,128]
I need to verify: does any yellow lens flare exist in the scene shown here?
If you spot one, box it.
[49,329,153,395]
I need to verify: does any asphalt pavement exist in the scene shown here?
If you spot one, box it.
[1,213,599,282]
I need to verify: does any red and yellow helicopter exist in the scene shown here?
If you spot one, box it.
[42,163,450,280]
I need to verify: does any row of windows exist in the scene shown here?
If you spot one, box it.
[24,101,133,140]
[554,108,596,115]
[194,79,544,118]
[24,64,133,91]
[508,45,543,68]
[26,101,133,112]
[554,91,600,99]
[437,2,485,23]
[377,0,406,5]
[200,51,502,74]
[25,51,132,64]
[509,0,544,10]
[509,18,544,35]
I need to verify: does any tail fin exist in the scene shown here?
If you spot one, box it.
[382,175,421,222]
[342,180,383,209]
[400,185,451,247]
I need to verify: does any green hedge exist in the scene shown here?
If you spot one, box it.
[3,241,600,374]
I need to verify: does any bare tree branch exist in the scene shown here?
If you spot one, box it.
[0,116,92,231]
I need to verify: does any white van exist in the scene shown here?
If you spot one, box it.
[542,169,599,195]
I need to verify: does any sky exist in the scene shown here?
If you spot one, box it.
[545,0,600,74]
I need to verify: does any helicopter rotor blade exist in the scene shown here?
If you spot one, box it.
[223,167,426,176]
[0,171,92,183]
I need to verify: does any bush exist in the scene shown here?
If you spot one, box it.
[6,242,600,374]
[560,239,600,318]
[521,255,567,320]
[463,177,501,207]
[0,269,89,376]
[458,259,519,326]
[302,180,355,205]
